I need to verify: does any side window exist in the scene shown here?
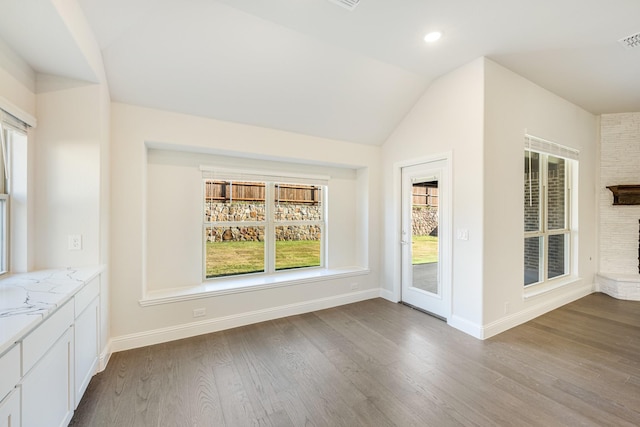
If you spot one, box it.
[0,124,8,274]
[524,138,576,287]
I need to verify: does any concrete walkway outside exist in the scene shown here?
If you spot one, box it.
[412,262,438,294]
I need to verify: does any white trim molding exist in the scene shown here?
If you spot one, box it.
[98,343,112,373]
[379,288,396,302]
[113,288,379,353]
[0,96,36,128]
[482,281,593,339]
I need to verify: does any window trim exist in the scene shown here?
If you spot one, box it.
[139,266,369,306]
[202,170,328,282]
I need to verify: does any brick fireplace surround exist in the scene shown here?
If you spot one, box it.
[597,112,640,301]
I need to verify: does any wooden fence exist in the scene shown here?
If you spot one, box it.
[412,185,438,207]
[205,181,321,204]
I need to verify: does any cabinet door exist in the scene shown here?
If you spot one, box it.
[74,296,99,408]
[0,388,20,427]
[22,327,74,427]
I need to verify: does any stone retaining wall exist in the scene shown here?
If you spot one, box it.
[205,202,322,242]
[412,206,438,236]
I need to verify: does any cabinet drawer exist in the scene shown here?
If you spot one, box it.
[22,300,73,375]
[0,344,20,402]
[75,277,100,317]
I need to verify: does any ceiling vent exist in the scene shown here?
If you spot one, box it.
[327,0,361,11]
[619,32,640,49]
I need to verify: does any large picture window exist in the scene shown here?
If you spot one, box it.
[203,171,326,279]
[524,135,577,287]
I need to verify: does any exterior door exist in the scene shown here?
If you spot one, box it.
[401,160,450,319]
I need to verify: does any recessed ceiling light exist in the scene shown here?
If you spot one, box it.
[424,31,442,43]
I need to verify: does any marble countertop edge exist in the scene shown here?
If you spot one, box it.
[0,266,104,356]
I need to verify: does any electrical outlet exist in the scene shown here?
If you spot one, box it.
[350,283,359,291]
[193,308,206,318]
[68,235,82,251]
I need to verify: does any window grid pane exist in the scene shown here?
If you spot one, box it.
[275,226,321,271]
[204,181,265,223]
[524,151,541,232]
[205,226,265,278]
[547,156,566,231]
[547,233,568,280]
[274,184,322,221]
[524,236,542,286]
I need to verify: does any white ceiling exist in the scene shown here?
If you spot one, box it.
[2,0,640,145]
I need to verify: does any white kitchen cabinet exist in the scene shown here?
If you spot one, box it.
[1,268,102,427]
[22,320,74,427]
[74,294,99,408]
[0,344,20,404]
[0,388,20,427]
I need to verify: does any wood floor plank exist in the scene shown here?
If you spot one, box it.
[71,293,640,426]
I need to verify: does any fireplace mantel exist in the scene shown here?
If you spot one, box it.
[606,185,640,205]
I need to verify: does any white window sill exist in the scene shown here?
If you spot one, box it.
[140,266,370,307]
[523,275,582,299]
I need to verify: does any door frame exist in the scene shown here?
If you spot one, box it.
[392,152,453,319]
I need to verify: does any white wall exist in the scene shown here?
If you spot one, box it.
[34,77,102,268]
[33,75,111,365]
[0,0,112,365]
[599,113,640,275]
[482,59,598,334]
[110,103,381,350]
[381,58,486,330]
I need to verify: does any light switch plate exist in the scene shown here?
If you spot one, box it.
[456,229,469,240]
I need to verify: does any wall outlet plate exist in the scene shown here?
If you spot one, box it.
[68,235,82,250]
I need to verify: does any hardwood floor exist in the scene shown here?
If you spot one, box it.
[70,293,640,426]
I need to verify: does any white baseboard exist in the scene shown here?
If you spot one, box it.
[481,282,594,339]
[98,342,112,372]
[448,282,594,340]
[379,288,397,302]
[448,315,483,339]
[110,288,380,354]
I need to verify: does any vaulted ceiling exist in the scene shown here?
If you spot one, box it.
[1,0,639,145]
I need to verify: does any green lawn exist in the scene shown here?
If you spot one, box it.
[206,236,436,277]
[206,240,320,278]
[412,235,438,264]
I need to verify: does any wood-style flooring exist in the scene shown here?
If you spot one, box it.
[70,293,640,426]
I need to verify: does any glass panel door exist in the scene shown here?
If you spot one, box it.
[401,160,450,320]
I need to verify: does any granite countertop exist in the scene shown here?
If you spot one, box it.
[0,267,103,355]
